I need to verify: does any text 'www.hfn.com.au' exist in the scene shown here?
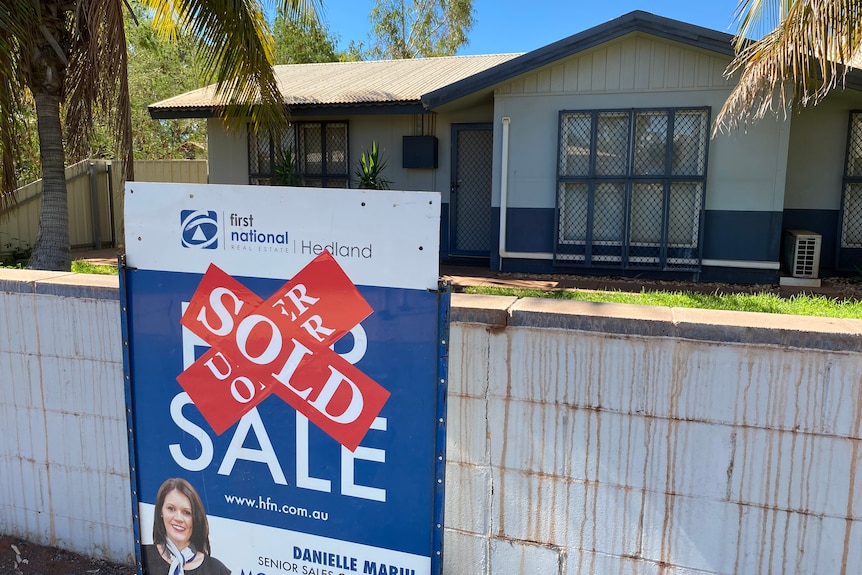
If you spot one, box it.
[224,494,329,521]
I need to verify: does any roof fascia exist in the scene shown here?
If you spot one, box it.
[286,102,427,116]
[836,64,862,92]
[148,101,426,120]
[148,106,216,120]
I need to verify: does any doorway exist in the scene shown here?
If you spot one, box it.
[449,124,493,258]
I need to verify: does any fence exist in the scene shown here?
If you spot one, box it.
[0,159,208,257]
[1,272,861,573]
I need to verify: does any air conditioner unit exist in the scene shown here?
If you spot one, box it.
[783,229,822,279]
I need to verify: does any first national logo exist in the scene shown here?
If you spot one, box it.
[181,210,219,249]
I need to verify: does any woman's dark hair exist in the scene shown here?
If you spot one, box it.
[152,478,211,555]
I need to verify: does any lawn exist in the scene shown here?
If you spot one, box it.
[70,260,119,275]
[464,285,862,319]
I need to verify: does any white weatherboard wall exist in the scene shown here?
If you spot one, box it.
[205,102,494,200]
[2,270,862,574]
[490,33,791,216]
[784,91,857,211]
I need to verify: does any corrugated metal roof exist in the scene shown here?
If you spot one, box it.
[149,54,521,114]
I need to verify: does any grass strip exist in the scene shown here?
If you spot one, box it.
[464,286,862,319]
[6,260,861,318]
[71,260,118,275]
[1,260,118,274]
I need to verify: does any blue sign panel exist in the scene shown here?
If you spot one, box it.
[121,184,448,575]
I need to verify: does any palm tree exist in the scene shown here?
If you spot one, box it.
[716,0,862,132]
[0,0,320,270]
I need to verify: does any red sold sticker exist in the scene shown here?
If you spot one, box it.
[177,251,388,451]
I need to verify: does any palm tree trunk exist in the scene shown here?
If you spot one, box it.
[28,89,71,271]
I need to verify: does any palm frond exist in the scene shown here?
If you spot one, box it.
[277,0,323,24]
[64,0,133,179]
[0,0,38,210]
[139,0,183,41]
[732,0,794,51]
[716,0,862,133]
[150,0,317,133]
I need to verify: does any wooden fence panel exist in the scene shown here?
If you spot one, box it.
[0,159,208,258]
[66,161,99,250]
[129,159,208,183]
[0,178,40,255]
[0,159,100,256]
[111,160,208,247]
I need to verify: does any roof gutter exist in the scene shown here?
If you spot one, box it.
[149,101,428,121]
[148,106,217,120]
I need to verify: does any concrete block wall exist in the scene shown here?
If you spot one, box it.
[0,270,131,564]
[2,271,862,573]
[446,294,862,575]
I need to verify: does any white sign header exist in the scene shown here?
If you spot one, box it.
[124,182,441,290]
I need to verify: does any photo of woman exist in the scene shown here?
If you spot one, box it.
[142,478,230,575]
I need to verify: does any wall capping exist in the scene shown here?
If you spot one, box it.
[452,293,862,352]
[1,271,857,352]
[0,269,120,300]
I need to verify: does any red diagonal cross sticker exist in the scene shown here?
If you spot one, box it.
[176,251,389,451]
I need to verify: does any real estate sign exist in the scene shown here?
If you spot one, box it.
[122,183,448,575]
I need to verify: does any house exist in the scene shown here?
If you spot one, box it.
[149,10,862,283]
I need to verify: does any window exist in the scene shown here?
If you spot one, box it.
[842,112,862,250]
[248,121,349,187]
[556,107,708,271]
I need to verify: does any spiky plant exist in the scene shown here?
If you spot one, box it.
[355,141,392,189]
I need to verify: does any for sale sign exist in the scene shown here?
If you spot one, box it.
[122,183,448,575]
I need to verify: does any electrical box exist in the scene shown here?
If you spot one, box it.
[403,136,438,169]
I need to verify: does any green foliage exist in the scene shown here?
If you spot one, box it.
[3,0,319,270]
[273,10,340,64]
[0,236,32,268]
[341,41,368,62]
[70,260,118,275]
[355,141,392,189]
[271,148,303,186]
[89,5,208,161]
[12,100,39,183]
[368,0,475,59]
[1,256,120,274]
[6,4,209,168]
[0,257,118,273]
[465,285,862,318]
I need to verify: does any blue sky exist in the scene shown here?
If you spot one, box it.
[314,0,745,55]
